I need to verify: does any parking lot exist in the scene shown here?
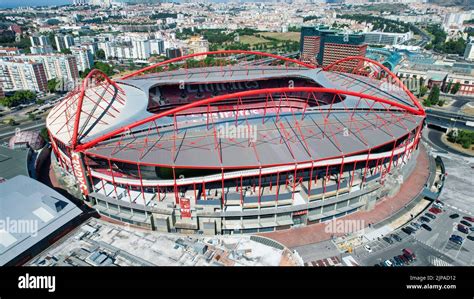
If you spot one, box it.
[352,203,474,266]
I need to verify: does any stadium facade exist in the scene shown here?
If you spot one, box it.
[46,50,425,235]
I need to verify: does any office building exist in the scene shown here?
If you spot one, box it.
[300,26,367,68]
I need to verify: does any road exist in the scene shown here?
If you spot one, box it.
[0,119,46,142]
[425,129,471,157]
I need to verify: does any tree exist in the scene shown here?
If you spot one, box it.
[40,127,50,143]
[95,49,106,60]
[47,78,58,93]
[427,85,440,106]
[61,48,72,54]
[451,82,461,94]
[419,85,428,97]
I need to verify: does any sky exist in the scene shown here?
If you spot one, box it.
[0,0,73,8]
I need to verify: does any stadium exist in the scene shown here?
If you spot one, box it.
[46,50,426,235]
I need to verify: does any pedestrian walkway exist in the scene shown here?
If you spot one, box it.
[304,255,342,267]
[429,256,452,267]
[260,145,430,248]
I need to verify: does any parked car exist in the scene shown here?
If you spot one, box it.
[429,207,442,214]
[383,236,393,244]
[411,222,421,230]
[467,235,474,241]
[460,220,472,227]
[402,227,414,235]
[434,200,444,207]
[449,235,463,245]
[469,227,474,232]
[384,259,393,267]
[403,253,414,263]
[419,216,431,223]
[410,223,419,231]
[462,216,474,222]
[364,245,372,253]
[393,256,403,266]
[425,213,436,220]
[421,223,432,231]
[392,234,402,242]
[398,254,409,265]
[449,213,460,219]
[458,224,469,234]
[403,248,417,261]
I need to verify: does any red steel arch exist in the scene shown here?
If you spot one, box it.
[75,86,424,152]
[323,56,425,114]
[121,50,317,80]
[71,69,124,149]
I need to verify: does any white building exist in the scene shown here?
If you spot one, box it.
[0,60,48,92]
[20,55,79,83]
[131,38,151,60]
[70,46,94,72]
[55,34,75,52]
[464,39,474,61]
[150,39,165,56]
[364,31,413,46]
[30,35,53,54]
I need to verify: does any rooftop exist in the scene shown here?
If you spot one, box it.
[0,146,28,180]
[0,175,82,266]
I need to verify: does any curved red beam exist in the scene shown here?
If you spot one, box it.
[120,50,317,80]
[71,69,122,149]
[75,86,424,152]
[323,56,425,115]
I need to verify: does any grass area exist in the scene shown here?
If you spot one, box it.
[259,32,300,42]
[238,35,270,45]
[441,133,474,156]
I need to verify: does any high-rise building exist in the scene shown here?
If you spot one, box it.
[300,26,367,69]
[55,34,75,52]
[464,38,474,61]
[72,0,88,5]
[30,35,53,54]
[22,55,79,83]
[30,35,50,47]
[150,39,165,55]
[0,60,48,92]
[166,47,182,59]
[131,38,151,60]
[70,46,94,72]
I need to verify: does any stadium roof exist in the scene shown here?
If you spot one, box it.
[0,176,82,266]
[47,65,419,148]
[85,110,423,168]
[0,146,28,179]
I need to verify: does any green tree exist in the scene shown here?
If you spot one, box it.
[427,85,440,106]
[40,127,50,142]
[451,82,461,94]
[95,49,106,60]
[61,48,72,54]
[419,85,428,97]
[47,78,58,93]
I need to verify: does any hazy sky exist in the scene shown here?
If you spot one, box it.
[0,0,72,8]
